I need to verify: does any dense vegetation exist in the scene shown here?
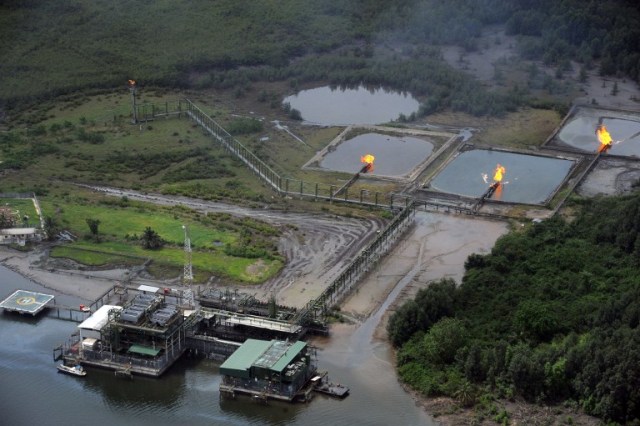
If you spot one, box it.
[388,193,640,423]
[3,1,639,120]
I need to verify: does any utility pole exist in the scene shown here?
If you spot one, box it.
[182,225,194,307]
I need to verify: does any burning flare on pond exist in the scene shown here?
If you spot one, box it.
[493,164,506,183]
[596,124,613,153]
[360,154,375,172]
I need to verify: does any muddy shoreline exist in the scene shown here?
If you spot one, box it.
[0,207,508,424]
[0,210,603,425]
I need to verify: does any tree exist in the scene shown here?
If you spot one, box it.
[43,216,61,241]
[420,317,468,365]
[288,108,303,120]
[579,66,588,83]
[0,210,15,229]
[387,300,424,347]
[85,218,101,241]
[140,226,163,250]
[387,278,457,347]
[514,300,560,342]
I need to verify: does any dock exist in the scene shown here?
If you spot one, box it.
[0,289,54,316]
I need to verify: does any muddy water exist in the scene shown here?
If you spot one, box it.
[429,149,574,204]
[0,265,435,425]
[283,85,420,126]
[320,133,434,177]
[558,115,640,155]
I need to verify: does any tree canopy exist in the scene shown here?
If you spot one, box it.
[2,1,639,115]
[389,193,640,423]
[140,227,163,250]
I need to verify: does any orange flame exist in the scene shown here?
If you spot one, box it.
[596,124,613,153]
[493,164,506,183]
[128,79,136,87]
[360,154,375,172]
[361,154,375,165]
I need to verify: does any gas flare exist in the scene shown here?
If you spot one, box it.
[361,154,375,172]
[493,164,506,183]
[596,124,613,153]
[128,79,136,87]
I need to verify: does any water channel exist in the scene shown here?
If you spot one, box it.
[0,264,435,425]
[283,85,420,126]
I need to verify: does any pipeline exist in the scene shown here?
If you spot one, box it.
[333,163,372,198]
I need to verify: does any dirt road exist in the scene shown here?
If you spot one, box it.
[74,184,385,308]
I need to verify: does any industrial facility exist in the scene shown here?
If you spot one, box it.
[219,339,317,402]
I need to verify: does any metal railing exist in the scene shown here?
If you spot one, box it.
[183,99,412,209]
[293,201,417,325]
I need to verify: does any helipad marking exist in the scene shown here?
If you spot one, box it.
[0,289,55,316]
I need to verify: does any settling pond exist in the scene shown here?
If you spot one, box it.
[319,133,434,177]
[283,85,420,126]
[429,149,574,204]
[556,113,640,156]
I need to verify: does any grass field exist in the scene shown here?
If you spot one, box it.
[0,197,39,227]
[50,240,281,283]
[41,191,283,284]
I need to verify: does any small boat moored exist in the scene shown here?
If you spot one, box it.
[57,363,87,377]
[312,375,349,398]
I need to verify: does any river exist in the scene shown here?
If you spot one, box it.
[0,265,436,426]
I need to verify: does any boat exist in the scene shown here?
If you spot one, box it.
[312,375,349,398]
[57,363,87,377]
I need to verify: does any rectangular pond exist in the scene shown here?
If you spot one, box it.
[318,133,434,178]
[552,107,640,156]
[428,149,575,204]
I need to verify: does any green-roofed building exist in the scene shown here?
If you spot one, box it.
[220,339,317,402]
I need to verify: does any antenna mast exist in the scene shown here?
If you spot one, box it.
[182,225,194,306]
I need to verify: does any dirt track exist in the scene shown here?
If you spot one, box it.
[73,185,385,308]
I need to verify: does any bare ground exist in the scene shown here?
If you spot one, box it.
[4,185,384,310]
[442,26,640,113]
[340,211,509,322]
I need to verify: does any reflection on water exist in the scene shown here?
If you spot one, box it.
[320,133,434,177]
[283,85,420,126]
[0,265,435,426]
[430,149,574,204]
[558,116,640,156]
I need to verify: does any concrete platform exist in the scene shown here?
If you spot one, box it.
[0,289,54,315]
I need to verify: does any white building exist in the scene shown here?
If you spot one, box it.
[0,227,41,246]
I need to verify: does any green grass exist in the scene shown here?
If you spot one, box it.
[0,198,39,227]
[51,240,282,283]
[50,245,142,267]
[36,188,283,283]
[40,199,237,248]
